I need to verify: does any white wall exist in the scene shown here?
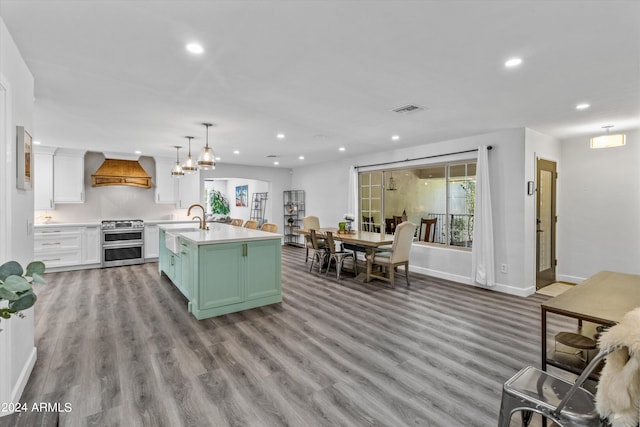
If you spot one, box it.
[226,178,270,222]
[0,16,37,412]
[293,128,532,295]
[200,163,292,233]
[558,129,640,281]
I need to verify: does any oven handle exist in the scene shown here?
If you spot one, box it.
[102,241,144,249]
[102,229,144,234]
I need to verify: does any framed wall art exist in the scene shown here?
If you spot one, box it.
[16,125,33,191]
[235,184,248,207]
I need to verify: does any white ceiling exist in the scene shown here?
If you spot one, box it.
[1,1,639,168]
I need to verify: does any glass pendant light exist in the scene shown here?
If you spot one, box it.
[181,136,197,173]
[198,122,216,170]
[171,146,184,177]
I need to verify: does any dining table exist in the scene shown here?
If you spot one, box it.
[541,270,640,378]
[294,227,395,251]
[294,228,396,280]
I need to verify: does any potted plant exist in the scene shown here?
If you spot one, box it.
[208,189,230,215]
[0,261,45,330]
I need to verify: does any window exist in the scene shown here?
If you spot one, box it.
[358,160,477,248]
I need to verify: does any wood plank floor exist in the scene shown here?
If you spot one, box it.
[10,246,577,427]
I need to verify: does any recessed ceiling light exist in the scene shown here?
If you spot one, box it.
[298,156,304,160]
[233,150,240,155]
[186,43,204,54]
[134,150,141,154]
[504,57,522,68]
[215,156,221,161]
[277,133,285,139]
[391,135,400,141]
[33,140,41,145]
[576,103,590,110]
[274,161,279,165]
[339,147,346,152]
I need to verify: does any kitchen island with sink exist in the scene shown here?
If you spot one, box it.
[158,223,282,319]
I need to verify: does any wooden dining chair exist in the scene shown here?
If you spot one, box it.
[230,218,244,227]
[419,218,437,242]
[366,221,417,287]
[243,220,259,229]
[303,216,325,262]
[260,223,278,233]
[385,218,396,234]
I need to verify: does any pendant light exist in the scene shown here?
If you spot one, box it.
[590,125,626,149]
[198,122,216,170]
[171,146,184,177]
[181,136,197,174]
[387,172,397,191]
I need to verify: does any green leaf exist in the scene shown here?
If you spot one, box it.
[8,290,36,311]
[26,261,45,277]
[0,261,23,281]
[0,285,18,301]
[31,272,46,284]
[0,307,16,319]
[3,275,32,293]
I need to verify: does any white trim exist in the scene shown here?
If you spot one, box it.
[556,274,586,285]
[10,347,37,404]
[0,74,11,263]
[411,265,535,297]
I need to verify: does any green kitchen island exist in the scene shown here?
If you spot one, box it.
[159,223,282,319]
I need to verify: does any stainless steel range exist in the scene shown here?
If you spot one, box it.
[101,219,145,267]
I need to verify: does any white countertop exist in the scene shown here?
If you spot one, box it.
[34,219,202,228]
[160,223,282,245]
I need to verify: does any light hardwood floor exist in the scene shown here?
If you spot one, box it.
[12,246,576,426]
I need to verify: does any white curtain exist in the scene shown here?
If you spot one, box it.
[471,145,495,287]
[347,166,358,228]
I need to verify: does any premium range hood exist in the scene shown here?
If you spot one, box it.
[91,154,152,189]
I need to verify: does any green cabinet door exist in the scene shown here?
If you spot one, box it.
[179,240,195,299]
[198,242,245,310]
[246,239,282,300]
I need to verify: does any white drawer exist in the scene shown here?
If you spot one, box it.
[34,229,82,251]
[36,249,82,269]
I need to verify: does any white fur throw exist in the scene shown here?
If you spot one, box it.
[595,307,640,427]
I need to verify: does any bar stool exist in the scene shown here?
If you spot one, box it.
[555,332,597,363]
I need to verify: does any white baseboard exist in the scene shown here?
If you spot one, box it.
[11,346,37,403]
[411,266,535,297]
[556,274,586,284]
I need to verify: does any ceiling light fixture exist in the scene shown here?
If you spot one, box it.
[134,150,141,154]
[186,43,204,54]
[339,147,346,152]
[590,125,626,149]
[171,146,184,177]
[181,136,197,174]
[298,156,304,160]
[505,57,522,68]
[274,161,279,165]
[33,140,41,145]
[277,133,285,139]
[576,103,590,110]
[233,150,240,155]
[197,123,215,170]
[391,135,400,141]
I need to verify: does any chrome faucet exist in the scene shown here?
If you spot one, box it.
[187,204,208,230]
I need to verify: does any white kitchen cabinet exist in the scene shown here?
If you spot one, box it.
[33,146,57,210]
[34,227,83,269]
[177,169,201,209]
[144,224,159,259]
[54,148,86,203]
[83,225,101,265]
[154,157,177,204]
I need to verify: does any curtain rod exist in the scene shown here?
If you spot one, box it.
[354,145,492,170]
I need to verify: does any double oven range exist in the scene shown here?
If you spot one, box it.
[101,219,145,267]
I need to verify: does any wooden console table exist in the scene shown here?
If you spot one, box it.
[541,270,640,377]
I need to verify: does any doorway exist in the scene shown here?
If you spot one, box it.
[536,158,557,290]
